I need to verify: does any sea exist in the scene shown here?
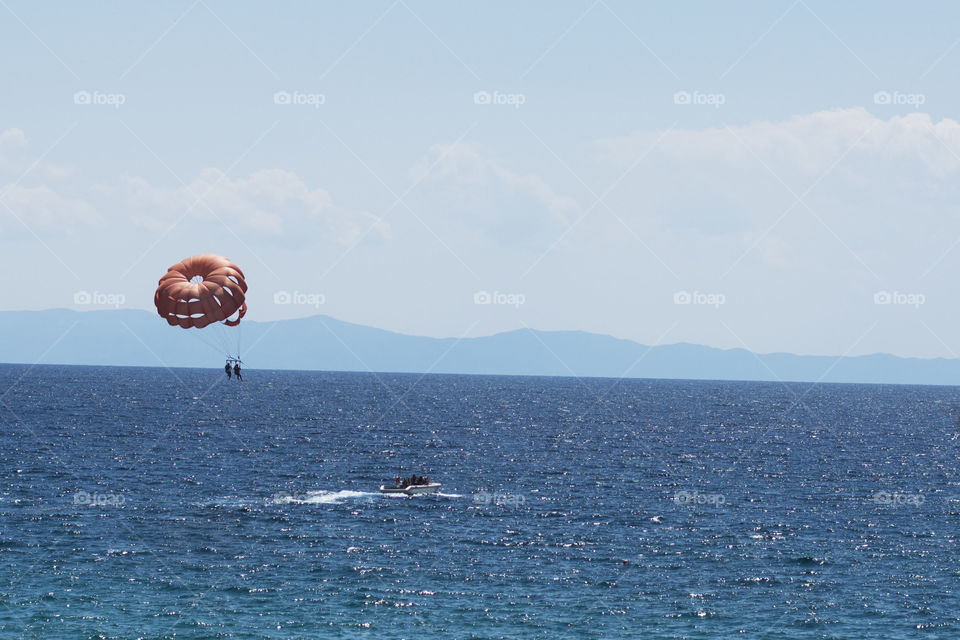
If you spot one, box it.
[0,364,958,639]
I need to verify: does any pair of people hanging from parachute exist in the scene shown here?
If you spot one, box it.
[225,357,242,381]
[154,254,248,380]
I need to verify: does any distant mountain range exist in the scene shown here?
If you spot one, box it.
[2,309,960,386]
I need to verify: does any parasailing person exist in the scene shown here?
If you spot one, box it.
[154,254,249,375]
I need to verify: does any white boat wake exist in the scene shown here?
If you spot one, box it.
[271,489,464,505]
[274,490,377,505]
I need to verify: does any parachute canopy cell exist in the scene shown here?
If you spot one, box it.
[154,254,247,329]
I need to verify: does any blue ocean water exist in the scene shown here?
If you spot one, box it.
[1,364,958,639]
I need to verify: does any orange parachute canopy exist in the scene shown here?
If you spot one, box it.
[154,254,247,329]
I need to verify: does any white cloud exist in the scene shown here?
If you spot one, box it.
[0,128,29,174]
[412,143,578,225]
[602,108,960,179]
[597,109,960,241]
[583,107,960,295]
[101,168,385,245]
[0,128,75,179]
[0,129,383,244]
[0,130,97,230]
[0,184,103,229]
[0,128,28,149]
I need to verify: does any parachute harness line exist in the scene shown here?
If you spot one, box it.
[154,254,247,329]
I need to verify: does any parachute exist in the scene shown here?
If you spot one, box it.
[154,254,247,358]
[155,254,247,327]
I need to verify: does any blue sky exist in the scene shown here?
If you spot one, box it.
[2,1,960,358]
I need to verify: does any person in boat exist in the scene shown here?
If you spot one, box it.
[233,361,242,381]
[224,360,232,379]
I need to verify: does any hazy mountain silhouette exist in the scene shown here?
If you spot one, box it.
[2,309,959,385]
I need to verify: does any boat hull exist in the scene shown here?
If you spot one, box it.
[379,483,441,496]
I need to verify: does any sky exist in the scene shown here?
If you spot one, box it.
[2,1,960,359]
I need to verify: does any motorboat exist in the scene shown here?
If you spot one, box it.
[379,482,441,496]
